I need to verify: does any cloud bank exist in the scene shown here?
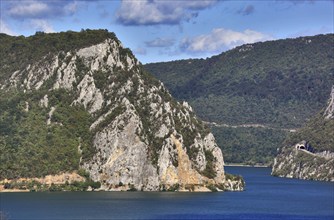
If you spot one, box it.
[7,0,77,20]
[180,28,273,53]
[116,0,218,25]
[3,0,80,34]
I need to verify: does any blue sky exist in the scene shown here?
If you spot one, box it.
[0,0,333,63]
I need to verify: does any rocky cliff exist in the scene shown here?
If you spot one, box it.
[324,85,334,119]
[272,86,334,181]
[0,30,243,191]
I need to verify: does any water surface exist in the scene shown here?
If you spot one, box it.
[1,167,333,219]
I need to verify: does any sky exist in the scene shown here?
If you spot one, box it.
[0,0,333,64]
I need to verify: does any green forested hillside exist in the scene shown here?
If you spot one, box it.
[145,34,334,165]
[211,126,287,165]
[0,29,118,83]
[0,30,115,179]
[0,89,94,179]
[271,89,334,181]
[283,112,334,152]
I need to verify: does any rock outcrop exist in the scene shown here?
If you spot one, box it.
[272,141,334,181]
[0,30,243,191]
[272,86,334,181]
[324,85,334,119]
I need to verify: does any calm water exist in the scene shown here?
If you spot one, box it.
[1,167,333,220]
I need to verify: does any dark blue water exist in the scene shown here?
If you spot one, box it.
[1,167,333,220]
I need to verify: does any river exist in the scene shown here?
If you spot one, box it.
[1,167,333,219]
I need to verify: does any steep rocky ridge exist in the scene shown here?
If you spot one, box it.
[0,30,243,191]
[272,86,334,181]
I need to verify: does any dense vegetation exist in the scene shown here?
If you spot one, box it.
[283,111,334,152]
[145,34,334,127]
[272,98,334,181]
[0,89,94,179]
[212,127,287,165]
[145,34,334,164]
[0,30,116,179]
[0,29,118,83]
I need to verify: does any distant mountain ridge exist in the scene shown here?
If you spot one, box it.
[145,34,334,165]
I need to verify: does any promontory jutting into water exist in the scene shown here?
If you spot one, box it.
[0,30,243,192]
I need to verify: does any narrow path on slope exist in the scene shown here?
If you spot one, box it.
[204,121,299,132]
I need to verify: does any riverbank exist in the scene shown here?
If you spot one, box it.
[0,171,101,193]
[1,167,333,220]
[0,189,30,192]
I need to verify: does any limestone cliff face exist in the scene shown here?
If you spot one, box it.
[272,86,334,181]
[1,32,243,191]
[271,141,334,181]
[324,85,334,119]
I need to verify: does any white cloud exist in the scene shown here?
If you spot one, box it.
[30,19,55,33]
[4,1,80,34]
[8,0,50,19]
[0,19,17,36]
[116,0,217,25]
[6,0,79,19]
[180,28,273,53]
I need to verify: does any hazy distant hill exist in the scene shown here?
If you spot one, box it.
[145,34,334,165]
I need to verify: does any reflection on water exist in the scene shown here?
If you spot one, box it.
[1,167,333,220]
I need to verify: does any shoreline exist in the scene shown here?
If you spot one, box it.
[0,189,30,193]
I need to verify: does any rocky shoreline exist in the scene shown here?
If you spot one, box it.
[0,169,244,193]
